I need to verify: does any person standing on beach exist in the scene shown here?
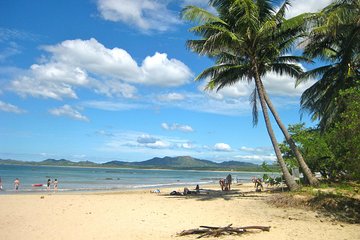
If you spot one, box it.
[47,179,51,191]
[0,177,3,191]
[53,179,58,192]
[14,178,20,191]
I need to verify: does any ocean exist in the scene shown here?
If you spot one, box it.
[0,164,266,193]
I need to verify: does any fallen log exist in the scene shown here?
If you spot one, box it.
[178,224,270,238]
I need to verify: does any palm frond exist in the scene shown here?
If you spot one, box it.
[181,5,227,25]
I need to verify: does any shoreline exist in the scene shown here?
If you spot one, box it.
[0,162,271,172]
[0,183,224,195]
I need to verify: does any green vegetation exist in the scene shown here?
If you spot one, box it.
[280,87,360,181]
[297,0,360,130]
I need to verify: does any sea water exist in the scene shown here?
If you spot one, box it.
[0,164,266,193]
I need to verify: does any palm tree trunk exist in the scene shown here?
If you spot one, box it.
[261,83,319,186]
[253,66,299,191]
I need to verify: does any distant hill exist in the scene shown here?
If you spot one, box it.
[0,156,264,171]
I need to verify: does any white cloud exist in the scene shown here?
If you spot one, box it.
[11,76,77,100]
[9,38,193,100]
[0,100,26,113]
[91,80,137,99]
[97,0,181,32]
[214,143,231,152]
[285,0,333,19]
[234,154,277,162]
[42,38,140,81]
[201,69,315,100]
[143,140,170,149]
[161,122,194,132]
[137,134,158,144]
[262,71,315,97]
[82,100,142,111]
[140,52,192,87]
[181,142,193,149]
[49,104,89,121]
[158,92,185,101]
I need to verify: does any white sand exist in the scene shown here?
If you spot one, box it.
[0,184,359,240]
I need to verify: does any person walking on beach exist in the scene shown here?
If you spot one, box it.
[0,177,3,191]
[14,178,20,191]
[47,178,51,191]
[53,179,58,192]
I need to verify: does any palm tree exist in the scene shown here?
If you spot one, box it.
[296,0,360,130]
[182,0,315,190]
[263,87,319,185]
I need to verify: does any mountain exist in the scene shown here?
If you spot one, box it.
[134,156,218,168]
[100,156,260,170]
[0,156,262,171]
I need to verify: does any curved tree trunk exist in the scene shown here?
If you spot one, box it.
[253,66,299,191]
[261,85,319,186]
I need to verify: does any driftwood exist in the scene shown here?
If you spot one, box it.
[178,224,270,238]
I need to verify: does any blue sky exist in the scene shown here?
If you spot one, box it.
[0,0,332,163]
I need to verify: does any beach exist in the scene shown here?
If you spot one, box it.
[1,183,359,240]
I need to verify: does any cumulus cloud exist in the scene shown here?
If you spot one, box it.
[49,104,89,121]
[285,0,333,19]
[0,100,26,113]
[214,143,231,152]
[9,38,193,100]
[201,69,315,100]
[97,0,181,32]
[140,52,192,87]
[161,123,194,132]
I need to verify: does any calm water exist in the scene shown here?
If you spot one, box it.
[0,164,265,193]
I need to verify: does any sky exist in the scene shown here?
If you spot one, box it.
[0,0,332,163]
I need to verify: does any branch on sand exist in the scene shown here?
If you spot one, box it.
[177,224,270,238]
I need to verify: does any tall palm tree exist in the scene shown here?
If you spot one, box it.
[297,0,360,130]
[182,0,314,190]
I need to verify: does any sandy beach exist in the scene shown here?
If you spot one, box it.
[1,183,359,240]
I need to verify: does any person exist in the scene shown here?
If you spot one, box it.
[254,177,263,192]
[53,179,58,192]
[225,174,232,191]
[195,184,200,193]
[14,178,20,191]
[47,178,51,191]
[0,177,3,191]
[219,179,225,191]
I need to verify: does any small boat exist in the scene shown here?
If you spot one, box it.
[32,184,43,187]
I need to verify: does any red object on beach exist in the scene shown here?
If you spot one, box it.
[32,184,43,187]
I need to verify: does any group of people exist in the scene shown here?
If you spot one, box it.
[0,177,58,192]
[219,174,232,191]
[47,178,59,192]
[169,184,201,196]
